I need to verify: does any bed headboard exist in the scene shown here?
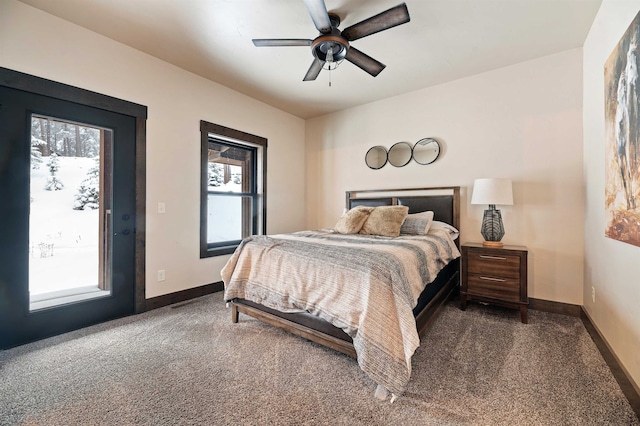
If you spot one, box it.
[346,187,460,232]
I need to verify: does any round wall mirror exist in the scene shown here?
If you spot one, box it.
[413,138,440,165]
[365,146,388,169]
[388,142,412,167]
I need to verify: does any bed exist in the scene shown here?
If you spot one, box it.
[222,187,461,398]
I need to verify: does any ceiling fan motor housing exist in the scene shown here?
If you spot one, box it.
[311,32,349,62]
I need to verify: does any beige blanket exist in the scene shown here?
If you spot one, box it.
[221,229,460,395]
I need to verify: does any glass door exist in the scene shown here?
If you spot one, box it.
[28,116,113,311]
[0,86,136,348]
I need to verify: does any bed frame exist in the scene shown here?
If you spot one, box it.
[230,186,461,358]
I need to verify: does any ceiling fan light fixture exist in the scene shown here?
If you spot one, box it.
[322,59,342,71]
[326,46,334,63]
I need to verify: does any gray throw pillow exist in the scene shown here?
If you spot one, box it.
[400,211,434,235]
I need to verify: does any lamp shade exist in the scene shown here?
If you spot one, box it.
[471,178,513,206]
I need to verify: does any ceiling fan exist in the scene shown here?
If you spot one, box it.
[252,0,410,81]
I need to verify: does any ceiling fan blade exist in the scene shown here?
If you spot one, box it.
[303,58,325,81]
[252,39,313,47]
[345,47,386,77]
[342,3,410,41]
[304,0,332,34]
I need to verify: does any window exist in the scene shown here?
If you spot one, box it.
[200,121,267,257]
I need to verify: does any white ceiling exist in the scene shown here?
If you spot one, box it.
[18,0,602,119]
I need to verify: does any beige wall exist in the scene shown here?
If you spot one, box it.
[0,0,306,298]
[583,0,640,391]
[306,49,585,305]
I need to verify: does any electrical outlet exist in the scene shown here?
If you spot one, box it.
[592,286,595,304]
[157,270,166,282]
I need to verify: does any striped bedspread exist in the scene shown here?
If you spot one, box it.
[221,228,461,395]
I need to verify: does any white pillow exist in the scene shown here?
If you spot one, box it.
[400,211,434,235]
[428,221,460,240]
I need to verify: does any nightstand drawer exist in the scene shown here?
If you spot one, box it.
[467,251,520,278]
[467,273,520,300]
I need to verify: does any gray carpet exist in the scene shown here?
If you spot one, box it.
[0,292,637,425]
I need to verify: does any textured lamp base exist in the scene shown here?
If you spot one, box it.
[480,205,505,247]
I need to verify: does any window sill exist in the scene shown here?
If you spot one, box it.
[200,245,238,258]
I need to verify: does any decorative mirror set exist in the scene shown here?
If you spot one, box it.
[365,138,440,169]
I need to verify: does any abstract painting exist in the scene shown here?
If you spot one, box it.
[605,10,640,247]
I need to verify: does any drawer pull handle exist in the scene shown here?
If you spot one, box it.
[479,255,507,260]
[479,276,507,282]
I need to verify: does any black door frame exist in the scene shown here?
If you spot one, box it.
[0,67,147,345]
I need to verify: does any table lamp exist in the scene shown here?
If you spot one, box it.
[471,178,513,247]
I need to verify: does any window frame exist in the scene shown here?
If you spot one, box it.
[200,120,267,258]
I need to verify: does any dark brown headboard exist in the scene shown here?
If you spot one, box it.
[346,187,460,232]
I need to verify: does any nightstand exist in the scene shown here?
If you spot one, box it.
[460,243,528,323]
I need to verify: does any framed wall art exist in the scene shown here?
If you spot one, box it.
[604,10,640,247]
